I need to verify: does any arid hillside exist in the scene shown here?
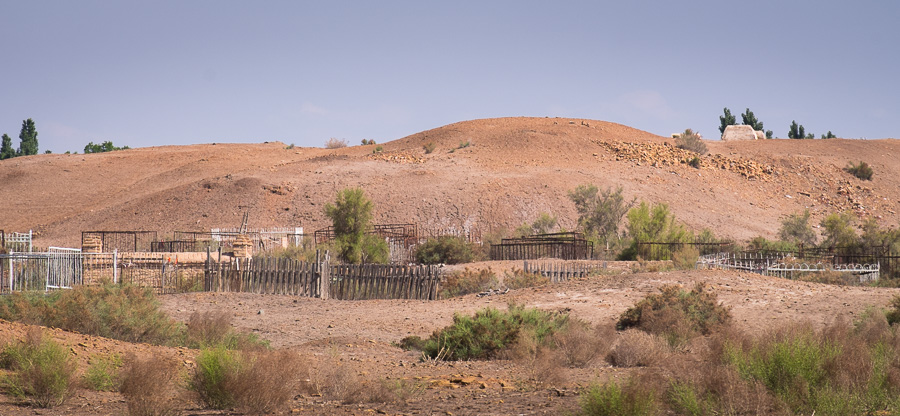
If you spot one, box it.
[1,117,898,247]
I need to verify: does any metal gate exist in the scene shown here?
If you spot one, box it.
[47,247,82,289]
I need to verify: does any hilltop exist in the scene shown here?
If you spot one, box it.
[1,116,898,247]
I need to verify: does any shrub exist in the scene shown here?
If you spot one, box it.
[607,329,668,367]
[515,212,559,237]
[83,353,122,392]
[819,211,859,249]
[845,161,873,180]
[622,202,692,260]
[439,268,498,298]
[373,145,383,153]
[1,327,77,408]
[415,235,477,265]
[0,283,181,346]
[119,354,183,416]
[687,156,701,168]
[886,294,900,325]
[617,283,731,346]
[324,188,388,264]
[423,141,436,154]
[184,310,268,350]
[503,268,550,290]
[507,329,566,387]
[747,236,798,254]
[568,184,634,246]
[670,244,699,270]
[458,140,470,149]
[552,321,614,367]
[778,210,817,247]
[192,347,243,409]
[421,304,569,361]
[675,129,707,154]
[324,137,348,149]
[577,377,659,416]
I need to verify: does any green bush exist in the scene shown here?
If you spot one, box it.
[324,188,388,264]
[192,347,242,409]
[439,268,498,298]
[577,377,658,416]
[1,328,77,408]
[670,244,699,270]
[886,295,900,325]
[622,202,692,260]
[617,283,731,346]
[415,235,478,265]
[687,156,701,168]
[778,210,817,247]
[747,236,798,254]
[845,161,873,180]
[421,304,569,361]
[0,283,181,346]
[568,184,634,246]
[83,353,122,392]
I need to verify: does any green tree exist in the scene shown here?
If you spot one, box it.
[778,210,817,247]
[740,108,764,131]
[623,202,692,260]
[323,188,387,264]
[719,108,737,135]
[821,131,836,139]
[17,118,38,155]
[788,120,810,139]
[568,185,633,244]
[819,212,859,249]
[0,133,15,160]
[84,141,129,153]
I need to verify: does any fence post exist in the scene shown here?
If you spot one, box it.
[113,249,118,284]
[28,230,33,253]
[8,255,13,292]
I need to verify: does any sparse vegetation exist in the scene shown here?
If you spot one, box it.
[415,235,478,264]
[821,131,837,139]
[324,137,348,149]
[617,283,731,346]
[420,303,569,361]
[568,184,634,248]
[503,268,550,290]
[675,128,707,154]
[0,283,181,346]
[515,212,559,236]
[84,140,130,153]
[119,354,183,416]
[423,141,436,154]
[0,327,77,408]
[373,145,383,153]
[621,201,692,260]
[687,155,701,168]
[184,310,268,350]
[83,353,122,392]
[439,268,498,298]
[577,377,659,416]
[845,160,873,180]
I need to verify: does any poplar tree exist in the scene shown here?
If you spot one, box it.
[17,118,38,155]
[0,134,15,159]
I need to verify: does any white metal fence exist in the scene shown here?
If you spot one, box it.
[698,252,880,283]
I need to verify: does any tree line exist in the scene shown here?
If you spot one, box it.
[719,108,837,139]
[1,118,131,159]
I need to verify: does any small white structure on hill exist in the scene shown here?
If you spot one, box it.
[721,125,761,141]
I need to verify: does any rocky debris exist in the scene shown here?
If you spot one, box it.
[476,288,509,297]
[597,141,778,180]
[367,151,425,164]
[263,184,293,195]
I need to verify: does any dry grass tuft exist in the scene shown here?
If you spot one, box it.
[553,321,614,368]
[607,329,669,367]
[119,354,183,416]
[507,330,566,387]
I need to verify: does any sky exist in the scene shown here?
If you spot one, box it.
[1,1,898,153]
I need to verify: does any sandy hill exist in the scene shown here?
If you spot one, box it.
[1,116,898,248]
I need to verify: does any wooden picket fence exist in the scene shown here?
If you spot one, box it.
[522,260,609,283]
[203,257,443,300]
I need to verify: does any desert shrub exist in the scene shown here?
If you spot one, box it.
[184,310,268,350]
[607,329,668,367]
[845,161,873,180]
[887,295,900,325]
[324,137,347,149]
[423,141,436,154]
[508,329,566,387]
[0,283,181,346]
[515,212,559,237]
[439,268,498,298]
[458,140,470,149]
[415,235,477,265]
[421,304,569,361]
[819,211,860,249]
[622,202,692,260]
[397,335,428,351]
[675,128,707,154]
[119,354,183,416]
[324,188,388,264]
[191,347,308,412]
[687,156,701,168]
[617,283,731,346]
[1,328,77,408]
[747,236,798,254]
[797,270,858,286]
[778,210,817,247]
[503,268,550,290]
[311,353,400,404]
[83,353,122,392]
[568,184,634,247]
[577,377,659,416]
[373,145,383,153]
[552,321,614,367]
[671,244,699,270]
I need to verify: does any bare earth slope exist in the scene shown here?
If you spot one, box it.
[1,116,898,247]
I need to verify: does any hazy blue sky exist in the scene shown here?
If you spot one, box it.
[2,1,897,153]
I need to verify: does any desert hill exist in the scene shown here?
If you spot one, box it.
[1,116,898,248]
